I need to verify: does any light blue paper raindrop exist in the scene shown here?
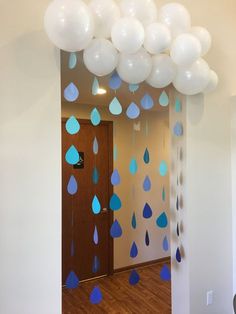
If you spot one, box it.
[92,195,101,214]
[176,247,182,263]
[66,116,80,135]
[109,193,122,211]
[92,77,99,96]
[90,108,101,126]
[68,52,77,69]
[92,167,99,185]
[129,158,138,175]
[143,203,152,219]
[90,286,102,304]
[145,230,150,246]
[163,236,169,252]
[143,148,150,164]
[109,71,122,90]
[65,145,80,165]
[159,91,169,107]
[160,264,171,281]
[175,98,182,112]
[64,83,79,102]
[70,240,75,257]
[141,93,154,110]
[93,225,99,245]
[159,161,168,176]
[129,83,139,93]
[156,212,168,228]
[67,175,78,195]
[65,271,79,289]
[109,97,122,115]
[111,169,120,186]
[174,122,183,136]
[129,269,140,285]
[114,145,118,161]
[143,175,151,192]
[131,212,137,229]
[110,219,122,238]
[130,241,138,258]
[126,102,140,119]
[93,137,98,155]
[92,256,100,273]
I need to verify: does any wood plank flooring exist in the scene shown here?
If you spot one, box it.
[63,263,171,314]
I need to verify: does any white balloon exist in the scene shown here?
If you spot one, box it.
[111,17,144,53]
[44,0,94,52]
[159,3,191,38]
[173,58,210,95]
[83,39,118,76]
[144,23,171,54]
[119,0,157,26]
[89,0,120,38]
[117,48,152,84]
[191,26,212,56]
[170,34,202,66]
[204,70,218,93]
[146,54,176,88]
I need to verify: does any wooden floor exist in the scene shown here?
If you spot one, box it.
[63,263,171,314]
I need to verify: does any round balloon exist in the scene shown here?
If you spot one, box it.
[89,0,120,38]
[44,0,94,52]
[173,58,210,95]
[159,3,191,38]
[111,17,144,53]
[119,0,157,26]
[191,26,212,56]
[146,54,176,88]
[83,39,118,76]
[204,70,218,93]
[144,22,171,54]
[117,48,152,84]
[170,34,202,66]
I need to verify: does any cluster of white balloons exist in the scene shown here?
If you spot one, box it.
[44,0,218,96]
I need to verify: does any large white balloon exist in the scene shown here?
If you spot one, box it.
[119,0,157,26]
[44,0,94,52]
[117,48,152,84]
[89,0,120,38]
[159,3,191,38]
[144,23,171,54]
[170,34,202,66]
[204,70,218,93]
[146,54,176,88]
[173,58,210,95]
[191,26,212,56]
[111,17,144,53]
[83,39,118,76]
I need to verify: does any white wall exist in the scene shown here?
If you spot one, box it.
[0,1,61,314]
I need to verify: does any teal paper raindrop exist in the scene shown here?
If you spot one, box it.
[129,158,138,175]
[92,195,101,214]
[163,236,169,252]
[65,271,79,289]
[176,247,182,263]
[90,108,101,126]
[130,241,138,258]
[131,212,137,229]
[159,161,168,176]
[92,256,100,273]
[65,145,80,165]
[143,203,152,219]
[70,240,75,257]
[93,225,99,245]
[92,77,99,95]
[110,219,122,238]
[156,212,168,228]
[126,102,140,119]
[109,193,122,211]
[160,264,171,281]
[109,97,122,115]
[66,116,80,135]
[159,91,169,107]
[145,230,150,246]
[90,286,102,304]
[111,169,120,186]
[162,187,166,201]
[175,98,182,113]
[174,122,183,136]
[143,175,151,192]
[67,175,78,195]
[109,71,122,90]
[93,137,98,155]
[143,148,150,164]
[177,223,180,237]
[64,83,79,102]
[129,83,139,93]
[129,269,140,285]
[114,145,118,161]
[92,167,99,184]
[68,52,77,69]
[141,93,154,110]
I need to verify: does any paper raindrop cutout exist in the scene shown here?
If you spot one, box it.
[145,230,150,246]
[92,77,99,96]
[163,236,169,252]
[156,212,168,228]
[129,83,139,93]
[131,212,137,229]
[176,247,182,263]
[110,219,122,238]
[92,195,101,214]
[143,203,153,219]
[109,97,122,115]
[141,93,154,110]
[66,116,80,135]
[174,122,183,137]
[129,158,138,175]
[159,161,168,176]
[64,83,79,102]
[68,52,77,69]
[160,264,171,281]
[67,175,78,195]
[129,269,140,285]
[130,241,138,258]
[143,175,151,192]
[126,102,140,119]
[93,137,98,155]
[90,108,101,126]
[175,98,182,112]
[92,256,100,273]
[92,167,99,184]
[109,71,122,90]
[93,225,99,245]
[159,91,169,107]
[111,169,121,186]
[65,271,79,289]
[143,148,150,164]
[90,286,102,304]
[65,145,80,165]
[109,193,122,211]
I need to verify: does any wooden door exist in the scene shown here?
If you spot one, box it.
[62,119,113,283]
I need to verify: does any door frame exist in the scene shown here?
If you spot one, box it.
[61,117,114,276]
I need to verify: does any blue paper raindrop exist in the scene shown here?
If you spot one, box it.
[109,71,122,90]
[141,93,154,110]
[93,225,99,245]
[156,212,168,228]
[109,97,122,115]
[93,137,98,155]
[65,271,79,289]
[160,264,171,281]
[130,241,138,258]
[175,98,182,112]
[110,219,122,238]
[163,236,169,252]
[64,83,79,102]
[109,194,122,211]
[65,145,80,165]
[145,230,150,246]
[70,240,75,257]
[129,269,140,285]
[66,116,80,135]
[129,83,139,93]
[143,175,151,192]
[159,91,169,107]
[126,102,140,119]
[68,52,77,69]
[143,148,150,164]
[129,158,138,175]
[131,212,137,229]
[90,286,102,304]
[67,175,78,195]
[111,169,121,186]
[92,195,101,214]
[92,77,99,96]
[92,167,99,184]
[176,247,182,263]
[90,108,101,126]
[174,122,183,136]
[92,256,100,273]
[143,203,153,219]
[159,161,168,176]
